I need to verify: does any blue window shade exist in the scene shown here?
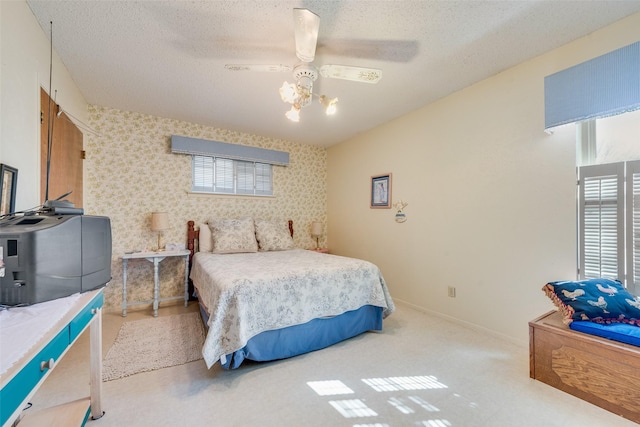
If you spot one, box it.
[545,41,640,130]
[171,135,289,166]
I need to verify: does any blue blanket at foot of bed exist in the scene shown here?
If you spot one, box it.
[570,320,640,347]
[221,305,383,370]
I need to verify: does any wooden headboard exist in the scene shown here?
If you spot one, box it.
[187,220,294,262]
[187,220,198,262]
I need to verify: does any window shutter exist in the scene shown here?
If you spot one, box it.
[626,160,640,294]
[579,162,624,281]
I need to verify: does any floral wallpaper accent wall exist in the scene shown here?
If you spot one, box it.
[85,106,327,312]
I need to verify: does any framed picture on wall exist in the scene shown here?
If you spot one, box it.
[0,164,18,216]
[371,173,391,208]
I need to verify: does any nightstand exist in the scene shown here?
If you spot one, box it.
[121,249,190,317]
[309,248,329,254]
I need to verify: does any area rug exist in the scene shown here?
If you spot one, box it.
[102,312,205,381]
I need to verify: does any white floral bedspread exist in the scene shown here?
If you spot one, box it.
[190,249,395,368]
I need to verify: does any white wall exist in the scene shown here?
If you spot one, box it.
[327,13,640,345]
[0,1,87,211]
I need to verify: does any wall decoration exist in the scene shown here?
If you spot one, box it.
[0,164,18,216]
[371,173,391,208]
[393,200,408,223]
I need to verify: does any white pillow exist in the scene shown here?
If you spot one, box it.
[198,223,212,252]
[208,218,258,254]
[254,219,295,251]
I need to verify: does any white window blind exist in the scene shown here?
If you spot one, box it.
[215,158,234,193]
[626,161,640,294]
[191,155,272,196]
[255,163,272,196]
[236,161,254,195]
[192,156,214,192]
[579,161,640,294]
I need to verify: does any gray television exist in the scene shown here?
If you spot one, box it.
[0,214,112,306]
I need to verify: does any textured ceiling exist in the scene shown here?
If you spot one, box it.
[26,1,640,147]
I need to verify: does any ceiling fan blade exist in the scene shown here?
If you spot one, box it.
[319,65,382,84]
[225,64,292,73]
[293,8,320,63]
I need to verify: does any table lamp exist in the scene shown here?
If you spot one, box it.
[151,212,169,251]
[311,221,323,249]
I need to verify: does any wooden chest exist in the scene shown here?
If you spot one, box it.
[529,310,640,424]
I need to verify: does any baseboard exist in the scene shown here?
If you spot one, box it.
[104,298,188,315]
[393,298,528,349]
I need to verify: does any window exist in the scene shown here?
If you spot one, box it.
[192,155,272,196]
[544,42,640,294]
[579,160,640,294]
[578,162,624,281]
[577,111,640,294]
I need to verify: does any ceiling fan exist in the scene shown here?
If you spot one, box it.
[225,8,383,122]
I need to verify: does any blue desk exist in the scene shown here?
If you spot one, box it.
[0,289,104,427]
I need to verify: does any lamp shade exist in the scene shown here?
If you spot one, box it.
[279,81,298,104]
[311,221,323,237]
[151,212,169,231]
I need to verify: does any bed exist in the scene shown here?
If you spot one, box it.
[187,218,395,369]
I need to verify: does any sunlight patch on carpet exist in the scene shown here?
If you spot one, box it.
[102,312,205,381]
[307,380,355,396]
[362,376,448,392]
[329,399,378,418]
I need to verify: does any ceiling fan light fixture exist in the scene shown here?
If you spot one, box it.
[319,95,338,115]
[285,105,301,122]
[226,8,383,124]
[296,76,313,107]
[279,81,298,104]
[293,8,320,62]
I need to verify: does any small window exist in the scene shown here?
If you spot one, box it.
[578,160,640,295]
[575,110,640,295]
[192,155,272,196]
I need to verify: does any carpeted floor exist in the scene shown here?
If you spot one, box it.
[102,312,205,381]
[28,302,637,427]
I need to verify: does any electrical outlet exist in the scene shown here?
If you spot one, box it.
[447,286,456,298]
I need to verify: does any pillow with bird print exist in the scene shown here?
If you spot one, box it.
[543,278,640,325]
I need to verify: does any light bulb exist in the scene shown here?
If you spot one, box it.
[279,81,298,104]
[319,95,338,115]
[325,97,338,115]
[285,105,300,122]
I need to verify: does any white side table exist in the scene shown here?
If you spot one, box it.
[121,250,190,317]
